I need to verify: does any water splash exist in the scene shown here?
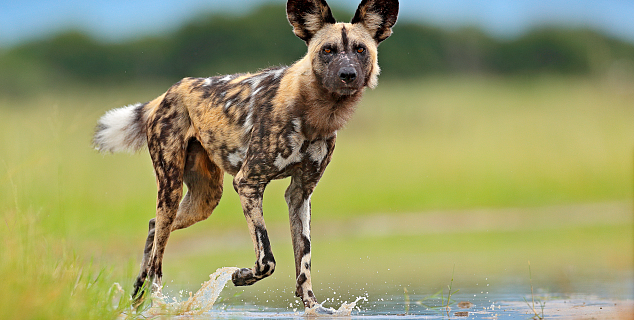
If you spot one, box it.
[147,267,239,316]
[305,296,368,316]
[118,267,367,317]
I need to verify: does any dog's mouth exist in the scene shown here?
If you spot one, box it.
[330,79,362,96]
[335,86,359,96]
[322,82,360,97]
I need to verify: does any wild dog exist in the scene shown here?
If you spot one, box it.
[93,0,398,310]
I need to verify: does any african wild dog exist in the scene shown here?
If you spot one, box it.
[93,0,398,310]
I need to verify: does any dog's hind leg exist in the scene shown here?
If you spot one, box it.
[171,138,224,231]
[133,217,157,301]
[133,138,222,301]
[132,97,189,303]
[136,152,185,300]
[132,154,185,304]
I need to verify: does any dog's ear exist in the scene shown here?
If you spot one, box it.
[287,0,336,44]
[351,0,399,44]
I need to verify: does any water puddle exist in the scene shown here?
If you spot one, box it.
[114,267,633,319]
[353,292,633,319]
[140,294,632,319]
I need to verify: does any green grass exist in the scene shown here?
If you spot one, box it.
[0,210,136,319]
[0,75,632,318]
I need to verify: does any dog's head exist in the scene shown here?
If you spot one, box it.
[287,0,399,96]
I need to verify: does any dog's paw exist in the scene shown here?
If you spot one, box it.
[231,267,256,286]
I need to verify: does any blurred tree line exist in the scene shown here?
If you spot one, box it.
[1,4,633,95]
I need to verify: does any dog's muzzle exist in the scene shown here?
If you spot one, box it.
[338,66,357,84]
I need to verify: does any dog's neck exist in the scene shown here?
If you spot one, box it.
[282,56,364,141]
[299,79,362,140]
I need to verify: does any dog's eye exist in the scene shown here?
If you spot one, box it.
[323,48,332,54]
[356,47,365,54]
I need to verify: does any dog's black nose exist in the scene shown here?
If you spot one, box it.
[338,67,357,83]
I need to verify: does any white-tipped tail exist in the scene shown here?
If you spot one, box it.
[93,103,147,153]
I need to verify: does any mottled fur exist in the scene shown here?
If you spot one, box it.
[93,0,398,309]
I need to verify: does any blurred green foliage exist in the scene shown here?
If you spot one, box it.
[1,4,633,97]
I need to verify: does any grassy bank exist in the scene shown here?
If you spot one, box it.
[0,210,134,319]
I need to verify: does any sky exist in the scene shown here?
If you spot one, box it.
[2,0,634,48]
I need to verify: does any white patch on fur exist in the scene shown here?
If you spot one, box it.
[219,75,232,82]
[227,148,246,168]
[300,196,311,238]
[368,62,380,89]
[292,118,302,133]
[94,103,146,153]
[246,72,267,90]
[300,252,312,281]
[301,252,311,270]
[274,133,303,170]
[243,112,253,132]
[274,119,304,169]
[272,67,285,79]
[203,77,213,86]
[307,140,327,165]
[298,196,312,286]
[257,231,265,266]
[243,92,257,135]
[243,70,279,135]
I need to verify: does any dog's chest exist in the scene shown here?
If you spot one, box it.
[272,131,330,172]
[224,127,330,179]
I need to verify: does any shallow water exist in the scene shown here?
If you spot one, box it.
[137,267,633,319]
[153,293,634,319]
[131,202,633,319]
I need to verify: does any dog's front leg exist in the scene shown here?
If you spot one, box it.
[285,176,319,309]
[232,172,276,286]
[286,136,336,309]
